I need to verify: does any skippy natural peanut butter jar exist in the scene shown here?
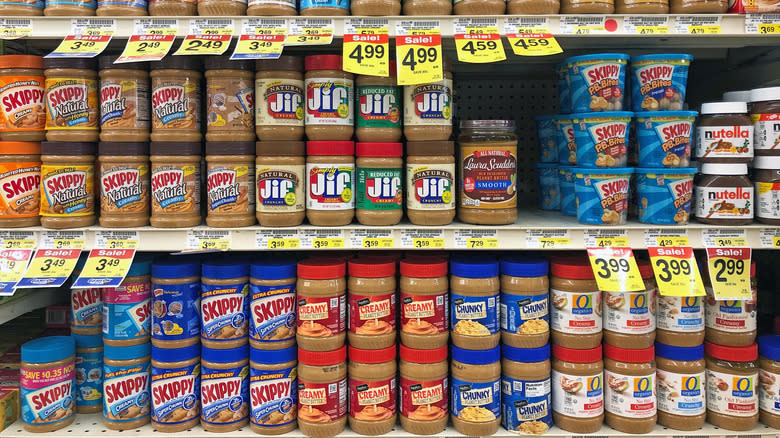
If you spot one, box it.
[297,346,348,438]
[44,58,99,142]
[98,56,150,143]
[21,336,76,432]
[399,345,448,435]
[39,141,96,229]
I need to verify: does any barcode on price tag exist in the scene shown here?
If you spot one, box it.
[525,230,571,249]
[285,18,334,46]
[401,230,445,249]
[0,19,33,39]
[644,229,689,247]
[40,231,86,250]
[0,231,36,249]
[94,231,140,249]
[351,229,395,248]
[560,16,614,34]
[760,228,780,248]
[256,230,300,249]
[454,229,498,249]
[300,229,345,249]
[701,229,748,248]
[584,229,629,248]
[745,14,780,33]
[674,16,722,34]
[187,230,231,251]
[624,16,670,34]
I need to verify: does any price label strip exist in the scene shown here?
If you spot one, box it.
[47,19,115,58]
[0,19,33,40]
[746,14,780,34]
[525,229,570,249]
[454,229,499,249]
[674,16,722,34]
[559,16,616,35]
[186,230,232,251]
[256,230,300,249]
[231,19,288,60]
[395,20,443,86]
[17,249,82,289]
[760,228,780,248]
[93,231,140,250]
[644,229,689,247]
[453,18,505,63]
[587,247,645,292]
[0,231,37,250]
[648,246,705,297]
[115,19,178,63]
[285,18,334,46]
[584,230,629,248]
[701,229,748,248]
[705,247,752,300]
[401,230,445,249]
[624,16,671,34]
[174,19,234,56]
[300,229,345,249]
[351,229,394,249]
[72,249,135,288]
[343,19,390,76]
[504,18,562,57]
[0,250,33,295]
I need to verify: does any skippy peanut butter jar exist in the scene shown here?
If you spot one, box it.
[21,336,76,432]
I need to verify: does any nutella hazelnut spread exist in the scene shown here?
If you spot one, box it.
[201,345,250,432]
[306,141,355,227]
[399,345,448,435]
[0,55,45,141]
[149,142,201,228]
[98,141,150,228]
[500,256,550,349]
[150,344,200,432]
[356,142,403,226]
[98,56,150,142]
[356,65,401,143]
[73,334,103,414]
[297,346,348,438]
[247,0,295,14]
[406,141,455,226]
[750,87,780,156]
[508,0,558,13]
[758,335,780,429]
[695,163,753,225]
[348,258,396,350]
[403,0,451,13]
[348,346,397,435]
[696,102,754,163]
[297,259,347,352]
[39,141,95,229]
[249,257,297,351]
[560,0,614,13]
[604,260,656,349]
[552,344,604,433]
[670,0,725,12]
[71,287,102,335]
[502,344,552,435]
[450,256,500,350]
[256,141,305,227]
[102,260,152,347]
[754,155,780,225]
[249,346,297,434]
[550,257,602,350]
[198,0,245,15]
[205,142,256,228]
[256,57,304,141]
[399,258,449,350]
[151,257,201,349]
[450,345,501,436]
[616,0,667,13]
[454,0,505,14]
[305,55,354,141]
[705,341,759,430]
[201,260,249,350]
[103,343,152,430]
[351,0,400,14]
[655,343,706,430]
[0,141,40,227]
[603,344,657,433]
[704,261,757,347]
[150,57,201,143]
[205,56,254,142]
[20,336,76,432]
[404,59,452,142]
[0,0,42,14]
[655,294,704,348]
[44,59,99,142]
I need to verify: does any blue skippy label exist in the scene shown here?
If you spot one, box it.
[501,376,552,434]
[636,172,693,225]
[20,363,76,425]
[636,116,694,167]
[568,58,627,113]
[151,363,200,425]
[575,173,630,225]
[573,116,630,168]
[249,283,296,344]
[250,365,297,428]
[103,362,150,422]
[75,350,103,407]
[152,281,200,342]
[557,120,576,166]
[201,364,249,426]
[537,166,560,211]
[451,377,501,421]
[451,293,499,336]
[201,282,249,343]
[537,119,558,163]
[500,293,549,334]
[632,59,690,112]
[71,288,102,329]
[299,0,348,10]
[102,281,151,341]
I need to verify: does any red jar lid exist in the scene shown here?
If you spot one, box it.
[400,259,447,278]
[637,259,652,279]
[552,344,602,363]
[307,141,354,156]
[348,257,395,278]
[297,259,346,279]
[705,341,758,362]
[399,345,447,364]
[349,345,396,364]
[603,344,655,363]
[550,257,595,280]
[356,142,403,157]
[298,346,347,366]
[305,55,342,71]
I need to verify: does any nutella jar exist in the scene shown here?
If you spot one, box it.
[98,56,150,142]
[0,55,45,141]
[604,344,657,433]
[256,141,305,227]
[199,0,245,15]
[150,57,201,142]
[305,56,353,141]
[249,257,297,351]
[149,142,201,228]
[149,0,195,14]
[670,0,725,12]
[705,341,759,430]
[0,141,40,227]
[297,346,348,438]
[44,58,99,142]
[151,344,200,432]
[201,345,250,432]
[39,141,95,229]
[604,260,656,349]
[348,257,396,350]
[255,57,304,141]
[550,257,602,350]
[306,141,355,227]
[758,335,780,429]
[44,0,95,18]
[500,256,549,349]
[98,141,150,228]
[754,155,780,224]
[406,141,455,226]
[249,346,297,434]
[96,0,146,15]
[656,294,705,348]
[704,262,757,347]
[725,90,752,103]
[403,59,452,142]
[151,257,201,349]
[616,0,667,12]
[103,343,151,430]
[356,142,403,226]
[450,345,501,436]
[300,0,349,14]
[399,258,449,349]
[551,344,604,433]
[297,259,347,352]
[695,163,754,225]
[351,0,399,13]
[205,56,254,142]
[696,102,753,163]
[403,0,451,13]
[454,0,505,13]
[0,0,42,14]
[502,344,552,434]
[356,65,401,143]
[561,0,614,12]
[655,343,706,430]
[20,337,76,432]
[399,345,448,435]
[508,0,558,12]
[450,255,500,350]
[348,346,397,435]
[750,87,780,156]
[201,259,249,350]
[247,0,295,13]
[205,141,256,228]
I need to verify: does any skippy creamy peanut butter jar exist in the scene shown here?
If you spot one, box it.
[21,336,76,432]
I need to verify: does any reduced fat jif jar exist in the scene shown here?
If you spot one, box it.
[355,142,403,226]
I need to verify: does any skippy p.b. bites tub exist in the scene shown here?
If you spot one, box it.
[21,336,76,432]
[636,111,697,167]
[571,111,632,168]
[556,116,576,166]
[635,168,696,225]
[574,167,633,225]
[559,166,576,216]
[567,54,629,113]
[631,54,693,112]
[536,163,560,210]
[535,115,558,163]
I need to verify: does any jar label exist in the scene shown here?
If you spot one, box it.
[349,377,396,420]
[572,117,630,167]
[635,117,694,167]
[551,370,603,418]
[103,362,151,423]
[206,164,255,215]
[304,77,354,126]
[537,118,558,163]
[499,293,549,334]
[0,161,40,219]
[356,85,401,129]
[72,288,102,329]
[40,164,94,217]
[298,377,347,422]
[558,120,577,166]
[151,362,200,425]
[759,369,780,415]
[250,365,297,428]
[656,369,705,417]
[46,0,95,7]
[706,369,758,417]
[0,75,45,133]
[201,282,249,344]
[297,294,346,337]
[757,182,780,219]
[201,364,249,426]
[151,79,200,131]
[151,164,201,215]
[451,377,500,422]
[751,113,780,151]
[403,79,452,126]
[98,0,146,7]
[44,78,98,131]
[20,361,75,425]
[406,163,455,211]
[248,0,296,9]
[400,291,448,336]
[694,185,753,221]
[151,280,200,342]
[550,289,602,335]
[695,125,754,159]
[655,295,703,332]
[100,163,149,216]
[256,165,305,213]
[299,0,348,10]
[102,282,151,341]
[604,370,656,419]
[206,78,254,132]
[501,376,552,435]
[704,288,757,333]
[604,290,655,335]
[249,282,296,344]
[575,172,630,225]
[255,78,304,128]
[451,292,499,336]
[399,376,447,419]
[459,146,518,210]
[636,172,694,225]
[631,58,689,112]
[75,349,102,408]
[100,79,150,130]
[356,167,402,210]
[305,163,354,211]
[348,292,396,335]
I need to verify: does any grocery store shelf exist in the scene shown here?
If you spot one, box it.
[0,289,60,326]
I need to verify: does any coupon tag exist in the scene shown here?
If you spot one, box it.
[395,20,443,86]
[0,249,33,295]
[115,19,178,63]
[343,19,390,76]
[285,18,334,46]
[0,19,33,40]
[173,19,234,56]
[674,16,722,34]
[256,230,300,249]
[17,249,81,289]
[746,14,780,33]
[623,16,670,34]
[47,19,115,58]
[587,247,644,292]
[186,230,232,251]
[231,18,288,60]
[648,246,705,297]
[453,18,505,63]
[504,17,562,57]
[706,247,752,300]
[72,249,135,288]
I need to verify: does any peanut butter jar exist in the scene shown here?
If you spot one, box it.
[356,63,401,142]
[500,256,550,349]
[656,294,704,348]
[403,0,451,13]
[306,141,355,227]
[551,344,604,433]
[256,141,305,227]
[201,345,250,432]
[758,335,780,429]
[450,345,501,436]
[44,58,99,142]
[198,0,246,15]
[206,141,256,228]
[201,259,249,350]
[356,142,403,226]
[0,141,40,227]
[604,344,657,433]
[404,58,452,142]
[604,260,656,349]
[297,259,346,352]
[98,141,150,228]
[399,258,449,349]
[348,346,397,435]
[151,344,200,432]
[250,346,298,434]
[255,56,304,141]
[148,0,195,14]
[249,256,297,351]
[247,0,295,14]
[44,0,95,17]
[550,256,602,349]
[0,55,45,141]
[150,57,201,143]
[20,337,76,432]
[305,55,354,141]
[0,0,42,14]
[406,141,455,225]
[73,333,102,414]
[399,345,448,435]
[297,346,347,438]
[453,0,505,14]
[450,255,500,350]
[351,0,400,14]
[149,142,201,228]
[98,56,150,142]
[151,257,201,349]
[205,56,255,142]
[103,343,151,430]
[40,141,95,229]
[96,0,147,15]
[705,341,759,430]
[655,343,706,430]
[348,257,396,350]
[502,344,552,434]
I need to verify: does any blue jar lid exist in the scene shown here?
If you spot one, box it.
[72,334,102,349]
[22,336,75,363]
[571,111,634,120]
[635,168,698,176]
[250,257,298,280]
[203,344,248,364]
[451,345,500,365]
[634,111,698,119]
[127,259,151,277]
[152,344,199,363]
[203,259,249,279]
[250,346,296,365]
[566,53,630,63]
[500,256,549,277]
[631,53,693,62]
[450,256,499,278]
[104,343,150,361]
[759,335,780,361]
[535,163,558,169]
[503,344,550,363]
[152,256,200,279]
[655,343,703,361]
[574,167,635,175]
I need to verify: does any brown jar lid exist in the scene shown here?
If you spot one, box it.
[44,58,98,70]
[255,55,304,72]
[151,56,201,71]
[256,141,305,156]
[99,142,149,156]
[99,55,148,71]
[205,141,254,155]
[150,142,201,155]
[41,141,96,155]
[205,55,254,72]
[407,141,454,156]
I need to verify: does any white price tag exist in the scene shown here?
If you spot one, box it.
[134,18,178,35]
[504,17,551,32]
[701,229,748,248]
[186,230,231,251]
[0,19,33,39]
[759,228,780,248]
[285,18,334,46]
[400,230,445,249]
[584,229,629,248]
[0,231,37,249]
[300,229,345,249]
[674,16,722,34]
[351,229,395,249]
[94,231,140,250]
[559,16,616,34]
[256,230,300,249]
[745,14,780,33]
[525,230,571,249]
[644,229,689,247]
[623,16,671,34]
[40,231,86,250]
[454,229,499,249]
[71,18,116,36]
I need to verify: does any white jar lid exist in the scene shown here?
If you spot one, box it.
[700,102,748,115]
[701,163,748,175]
[722,90,751,102]
[749,86,780,103]
[753,156,780,170]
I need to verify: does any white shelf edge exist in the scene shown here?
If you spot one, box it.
[0,289,60,326]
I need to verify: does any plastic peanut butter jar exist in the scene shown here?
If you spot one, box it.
[297,346,348,438]
[347,257,396,350]
[348,345,397,435]
[399,258,449,349]
[297,259,347,352]
[399,345,448,435]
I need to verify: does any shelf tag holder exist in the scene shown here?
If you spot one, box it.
[504,17,562,57]
[47,19,115,58]
[300,229,345,249]
[0,19,33,40]
[231,18,288,60]
[17,231,86,289]
[454,18,506,63]
[587,247,644,292]
[343,19,390,76]
[395,20,443,86]
[115,19,178,63]
[72,249,136,289]
[173,19,234,56]
[256,230,300,249]
[285,18,334,46]
[187,230,232,252]
[648,246,705,297]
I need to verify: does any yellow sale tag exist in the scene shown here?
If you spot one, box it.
[343,26,390,76]
[311,238,344,249]
[689,25,721,34]
[587,247,645,292]
[49,31,113,58]
[174,33,231,56]
[467,238,498,249]
[453,21,505,63]
[363,238,394,248]
[706,248,752,300]
[413,238,445,249]
[538,238,570,249]
[0,250,32,295]
[636,26,669,34]
[18,249,81,288]
[116,34,176,63]
[759,23,780,34]
[233,32,286,59]
[656,236,690,247]
[506,28,562,57]
[395,22,443,86]
[267,238,300,249]
[73,249,135,288]
[648,247,705,297]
